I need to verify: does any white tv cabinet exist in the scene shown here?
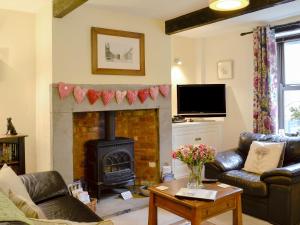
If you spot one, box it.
[172,121,223,179]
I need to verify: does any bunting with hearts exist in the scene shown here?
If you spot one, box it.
[56,83,170,106]
[58,82,74,99]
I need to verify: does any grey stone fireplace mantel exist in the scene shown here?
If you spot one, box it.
[51,84,172,184]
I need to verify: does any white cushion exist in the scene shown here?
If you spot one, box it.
[243,141,285,174]
[0,164,33,203]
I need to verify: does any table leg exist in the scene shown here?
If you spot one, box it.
[191,208,202,225]
[233,194,243,225]
[148,192,157,225]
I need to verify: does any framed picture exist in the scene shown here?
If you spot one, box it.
[217,60,233,79]
[91,27,145,76]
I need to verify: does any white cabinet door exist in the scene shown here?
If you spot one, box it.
[172,122,223,179]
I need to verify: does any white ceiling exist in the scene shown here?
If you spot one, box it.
[87,0,300,37]
[0,0,49,13]
[87,0,209,20]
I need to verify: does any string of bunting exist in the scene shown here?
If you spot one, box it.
[57,82,170,106]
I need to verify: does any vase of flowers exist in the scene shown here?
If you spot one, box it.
[172,144,215,189]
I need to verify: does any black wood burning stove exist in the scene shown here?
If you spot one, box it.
[85,111,135,199]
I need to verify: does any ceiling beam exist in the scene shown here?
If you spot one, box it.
[165,0,295,35]
[53,0,88,18]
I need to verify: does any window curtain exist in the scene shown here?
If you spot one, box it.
[253,26,278,134]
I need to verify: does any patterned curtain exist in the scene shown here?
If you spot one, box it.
[253,26,278,134]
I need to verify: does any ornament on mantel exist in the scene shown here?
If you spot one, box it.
[115,90,127,104]
[101,90,115,106]
[138,89,150,103]
[58,82,74,99]
[149,86,159,100]
[127,90,138,105]
[87,89,101,105]
[74,86,87,104]
[159,85,170,97]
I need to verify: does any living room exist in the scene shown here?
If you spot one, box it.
[0,0,300,225]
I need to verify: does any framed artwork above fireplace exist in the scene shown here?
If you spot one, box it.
[91,27,145,76]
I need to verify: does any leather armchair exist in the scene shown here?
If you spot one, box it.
[205,132,300,225]
[19,171,102,222]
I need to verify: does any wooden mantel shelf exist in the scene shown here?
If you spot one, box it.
[0,134,28,140]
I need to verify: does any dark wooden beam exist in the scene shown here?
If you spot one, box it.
[165,0,295,35]
[53,0,88,18]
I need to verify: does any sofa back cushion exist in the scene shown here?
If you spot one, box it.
[19,171,69,204]
[238,132,300,166]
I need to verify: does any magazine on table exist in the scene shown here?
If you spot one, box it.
[175,188,217,201]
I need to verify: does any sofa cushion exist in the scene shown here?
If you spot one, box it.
[38,195,101,222]
[9,190,46,219]
[0,164,33,204]
[243,141,285,174]
[220,170,268,197]
[19,172,69,204]
[0,191,32,225]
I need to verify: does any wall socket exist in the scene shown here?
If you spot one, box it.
[149,162,156,168]
[134,136,138,141]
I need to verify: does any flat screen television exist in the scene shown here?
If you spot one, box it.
[177,84,226,117]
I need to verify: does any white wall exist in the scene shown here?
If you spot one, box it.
[53,5,171,85]
[202,32,253,149]
[171,37,201,115]
[35,1,53,171]
[0,9,36,172]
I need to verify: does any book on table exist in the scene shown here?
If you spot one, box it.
[175,188,217,201]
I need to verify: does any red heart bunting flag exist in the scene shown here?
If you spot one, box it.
[159,85,170,97]
[58,82,74,99]
[87,89,101,105]
[138,89,149,103]
[73,86,87,104]
[127,90,138,105]
[149,86,159,100]
[115,90,127,104]
[102,90,115,106]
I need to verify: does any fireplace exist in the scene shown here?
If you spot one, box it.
[51,84,172,186]
[84,111,135,198]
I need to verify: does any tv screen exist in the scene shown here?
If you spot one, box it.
[177,84,226,117]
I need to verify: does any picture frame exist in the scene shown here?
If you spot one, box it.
[217,60,233,79]
[91,27,145,76]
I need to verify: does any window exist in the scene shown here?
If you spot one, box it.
[277,33,300,135]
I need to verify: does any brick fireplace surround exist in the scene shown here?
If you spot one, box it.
[51,84,172,184]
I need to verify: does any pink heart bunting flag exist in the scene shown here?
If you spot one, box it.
[159,85,170,97]
[149,86,159,100]
[101,90,115,106]
[73,86,87,104]
[58,82,74,99]
[138,89,149,104]
[115,90,127,104]
[127,90,138,105]
[87,89,101,105]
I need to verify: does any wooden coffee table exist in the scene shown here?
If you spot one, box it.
[148,178,243,225]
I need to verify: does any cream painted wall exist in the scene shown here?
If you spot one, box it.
[0,9,36,172]
[202,32,253,149]
[52,5,171,85]
[171,37,200,115]
[35,1,53,171]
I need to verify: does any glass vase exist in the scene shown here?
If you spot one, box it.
[187,163,203,189]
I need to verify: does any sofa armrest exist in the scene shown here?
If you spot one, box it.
[261,163,300,185]
[19,171,69,204]
[212,148,244,172]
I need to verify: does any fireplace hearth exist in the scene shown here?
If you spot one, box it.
[85,111,135,199]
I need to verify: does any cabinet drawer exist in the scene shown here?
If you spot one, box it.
[201,197,236,220]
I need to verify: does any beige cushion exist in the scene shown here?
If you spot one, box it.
[0,164,32,203]
[243,141,285,174]
[29,218,114,225]
[9,190,47,219]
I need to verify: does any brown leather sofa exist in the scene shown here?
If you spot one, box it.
[205,132,300,225]
[19,171,102,222]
